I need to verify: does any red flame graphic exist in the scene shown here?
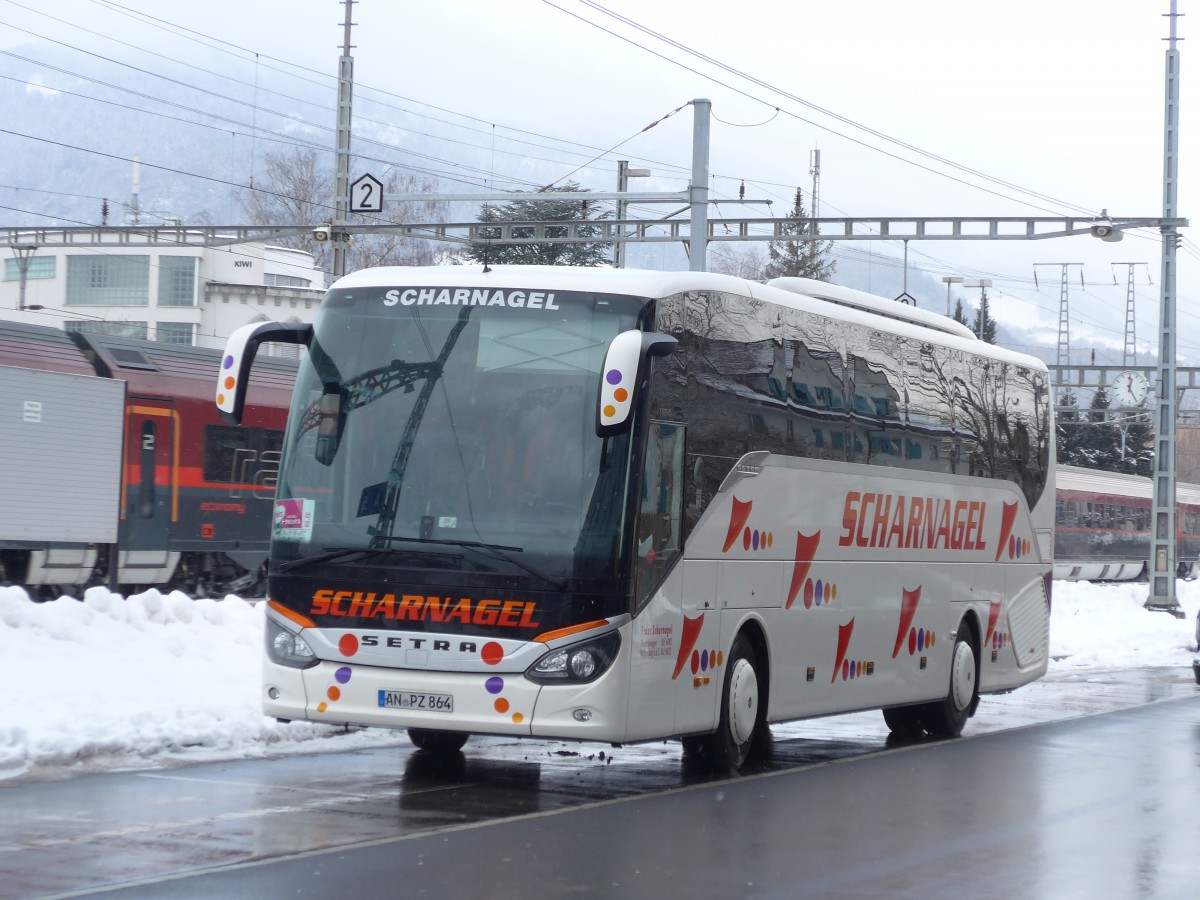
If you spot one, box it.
[892,586,922,659]
[672,613,705,680]
[831,617,856,684]
[984,599,1003,647]
[785,531,822,609]
[722,497,753,553]
[994,501,1019,562]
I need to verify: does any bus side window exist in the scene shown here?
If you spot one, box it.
[637,422,684,609]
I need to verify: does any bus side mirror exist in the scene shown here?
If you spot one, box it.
[596,330,677,437]
[216,321,312,424]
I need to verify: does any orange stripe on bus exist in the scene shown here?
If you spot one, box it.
[269,601,315,629]
[534,619,610,644]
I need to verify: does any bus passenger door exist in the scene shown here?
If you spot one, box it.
[675,556,719,735]
[626,423,702,740]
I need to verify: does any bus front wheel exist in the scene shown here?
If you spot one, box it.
[882,704,926,736]
[408,729,469,754]
[704,633,765,771]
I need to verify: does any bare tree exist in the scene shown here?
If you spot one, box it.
[710,245,766,281]
[240,149,448,273]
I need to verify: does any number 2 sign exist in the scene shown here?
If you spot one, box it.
[350,173,384,214]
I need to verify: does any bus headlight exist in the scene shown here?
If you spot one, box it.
[266,618,318,669]
[526,631,620,685]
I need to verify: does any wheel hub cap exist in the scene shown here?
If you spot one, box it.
[729,658,758,744]
[951,641,976,711]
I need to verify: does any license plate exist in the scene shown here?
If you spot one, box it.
[378,690,453,712]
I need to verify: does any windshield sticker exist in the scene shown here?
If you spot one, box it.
[383,288,560,310]
[357,482,387,517]
[274,498,314,542]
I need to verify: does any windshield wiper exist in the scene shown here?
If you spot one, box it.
[367,534,567,590]
[276,545,463,574]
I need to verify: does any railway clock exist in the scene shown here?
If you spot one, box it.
[1111,371,1149,407]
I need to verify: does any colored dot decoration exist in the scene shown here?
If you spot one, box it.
[906,627,936,656]
[1007,536,1032,560]
[479,645,527,726]
[742,527,774,552]
[840,659,874,681]
[803,578,836,609]
[601,369,626,423]
[339,634,359,657]
[690,647,723,676]
[317,666,352,715]
[481,641,504,666]
[217,355,235,407]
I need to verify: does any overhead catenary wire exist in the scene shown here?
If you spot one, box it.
[3,0,1193,350]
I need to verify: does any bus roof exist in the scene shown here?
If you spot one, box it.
[328,265,1044,371]
[331,264,767,298]
[765,277,978,341]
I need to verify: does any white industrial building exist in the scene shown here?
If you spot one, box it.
[1,240,325,349]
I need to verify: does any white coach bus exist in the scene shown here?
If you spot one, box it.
[217,266,1053,771]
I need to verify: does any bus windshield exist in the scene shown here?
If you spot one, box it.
[272,285,646,588]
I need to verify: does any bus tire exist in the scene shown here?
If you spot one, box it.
[921,623,978,738]
[408,729,469,754]
[704,633,764,772]
[882,704,925,737]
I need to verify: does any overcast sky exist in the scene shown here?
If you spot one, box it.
[3,0,1196,363]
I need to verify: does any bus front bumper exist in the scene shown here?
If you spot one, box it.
[263,658,629,740]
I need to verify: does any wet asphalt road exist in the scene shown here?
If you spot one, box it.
[2,668,1197,899]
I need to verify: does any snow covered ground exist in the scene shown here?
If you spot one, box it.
[1,580,1197,784]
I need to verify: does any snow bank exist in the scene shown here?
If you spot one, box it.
[0,586,403,782]
[0,580,1196,782]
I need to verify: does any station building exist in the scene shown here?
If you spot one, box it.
[0,240,325,352]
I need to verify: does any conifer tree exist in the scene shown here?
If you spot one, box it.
[763,188,835,281]
[1066,387,1125,471]
[1056,387,1091,467]
[970,289,998,344]
[952,298,971,329]
[465,182,611,267]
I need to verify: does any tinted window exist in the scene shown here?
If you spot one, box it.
[651,290,1050,536]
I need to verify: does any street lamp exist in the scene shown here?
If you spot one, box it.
[614,160,651,269]
[9,242,43,311]
[964,279,993,339]
[942,276,963,316]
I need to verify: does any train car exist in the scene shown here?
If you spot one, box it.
[0,321,296,597]
[0,326,125,593]
[1054,464,1200,581]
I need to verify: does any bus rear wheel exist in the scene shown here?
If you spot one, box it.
[704,633,765,771]
[408,729,469,754]
[920,624,978,738]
